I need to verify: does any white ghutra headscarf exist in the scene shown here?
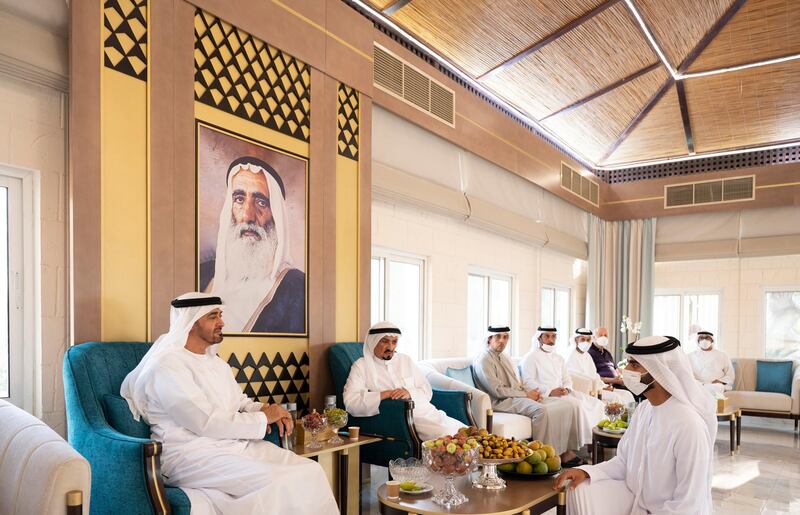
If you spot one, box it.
[120,292,223,421]
[210,158,293,332]
[361,321,402,391]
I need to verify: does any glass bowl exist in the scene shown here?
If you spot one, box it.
[301,409,327,449]
[422,441,479,508]
[388,457,430,484]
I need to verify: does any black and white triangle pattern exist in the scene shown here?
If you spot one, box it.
[228,351,310,413]
[337,83,359,160]
[103,0,147,81]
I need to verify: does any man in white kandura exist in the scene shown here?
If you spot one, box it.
[689,330,735,396]
[343,321,463,440]
[120,292,337,515]
[556,335,717,515]
[567,328,635,406]
[520,326,604,466]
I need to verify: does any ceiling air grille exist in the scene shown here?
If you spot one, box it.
[373,43,455,127]
[561,162,599,207]
[665,175,755,208]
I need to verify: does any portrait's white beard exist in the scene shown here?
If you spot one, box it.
[224,220,278,285]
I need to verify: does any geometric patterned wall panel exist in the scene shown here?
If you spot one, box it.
[194,10,311,142]
[227,351,310,413]
[337,83,359,160]
[103,0,148,81]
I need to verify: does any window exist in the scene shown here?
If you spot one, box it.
[467,270,513,356]
[764,289,800,359]
[0,173,25,406]
[371,251,425,361]
[653,292,720,353]
[540,286,571,357]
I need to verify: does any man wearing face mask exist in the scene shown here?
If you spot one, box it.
[568,328,635,406]
[588,326,626,387]
[343,321,463,440]
[555,335,716,515]
[520,327,603,466]
[689,330,734,396]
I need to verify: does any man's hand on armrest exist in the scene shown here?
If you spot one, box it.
[380,388,411,400]
[526,389,542,401]
[261,404,293,436]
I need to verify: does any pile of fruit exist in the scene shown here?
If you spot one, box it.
[422,432,480,475]
[498,440,561,475]
[323,407,347,427]
[457,427,531,461]
[604,402,625,418]
[597,418,628,431]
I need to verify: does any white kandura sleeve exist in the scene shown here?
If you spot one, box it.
[343,359,381,416]
[151,362,267,440]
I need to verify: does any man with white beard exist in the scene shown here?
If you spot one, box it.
[199,157,305,333]
[689,330,735,396]
[120,292,338,514]
[343,322,464,440]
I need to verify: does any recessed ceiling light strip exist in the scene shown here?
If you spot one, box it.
[681,53,800,79]
[623,0,678,79]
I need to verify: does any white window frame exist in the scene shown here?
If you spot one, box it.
[762,285,800,359]
[468,267,515,355]
[539,283,572,355]
[0,163,40,414]
[653,289,722,352]
[371,248,427,360]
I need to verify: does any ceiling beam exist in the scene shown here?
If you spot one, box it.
[476,0,622,81]
[600,78,674,164]
[382,0,412,16]
[541,62,660,121]
[676,81,694,154]
[677,0,748,73]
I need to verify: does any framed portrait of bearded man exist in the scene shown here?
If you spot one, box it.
[196,122,308,336]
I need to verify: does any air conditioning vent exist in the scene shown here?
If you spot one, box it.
[560,162,599,207]
[373,43,455,127]
[665,175,754,208]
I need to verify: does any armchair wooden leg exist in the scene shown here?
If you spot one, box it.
[67,490,82,515]
[144,441,172,515]
[486,408,493,434]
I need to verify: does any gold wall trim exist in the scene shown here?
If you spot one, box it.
[603,196,664,205]
[455,112,550,170]
[270,0,373,62]
[756,181,800,190]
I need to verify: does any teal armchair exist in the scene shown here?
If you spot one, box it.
[64,341,281,515]
[328,342,476,466]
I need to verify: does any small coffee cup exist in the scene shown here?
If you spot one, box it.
[348,426,360,440]
[385,480,400,499]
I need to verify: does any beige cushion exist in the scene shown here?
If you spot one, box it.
[492,413,532,440]
[726,391,792,413]
[0,400,91,514]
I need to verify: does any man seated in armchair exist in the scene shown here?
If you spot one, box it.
[121,292,338,514]
[343,321,464,440]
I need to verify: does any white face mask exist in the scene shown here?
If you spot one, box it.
[698,338,713,350]
[621,369,654,396]
[577,340,592,353]
[540,343,554,353]
[595,336,609,347]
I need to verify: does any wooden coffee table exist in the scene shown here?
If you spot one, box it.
[717,408,741,456]
[378,475,566,515]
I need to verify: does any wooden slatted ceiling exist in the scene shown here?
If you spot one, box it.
[604,86,688,164]
[686,59,800,153]
[688,0,800,72]
[635,0,736,69]
[391,0,606,77]
[543,66,669,162]
[367,0,396,10]
[482,3,657,119]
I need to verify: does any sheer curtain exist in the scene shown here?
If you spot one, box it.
[586,216,656,359]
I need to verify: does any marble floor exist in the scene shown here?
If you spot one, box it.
[360,417,800,514]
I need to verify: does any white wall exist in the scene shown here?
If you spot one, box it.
[372,199,586,359]
[0,9,68,434]
[654,254,800,359]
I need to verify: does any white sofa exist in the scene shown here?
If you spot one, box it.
[418,357,538,440]
[0,399,91,514]
[727,358,800,429]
